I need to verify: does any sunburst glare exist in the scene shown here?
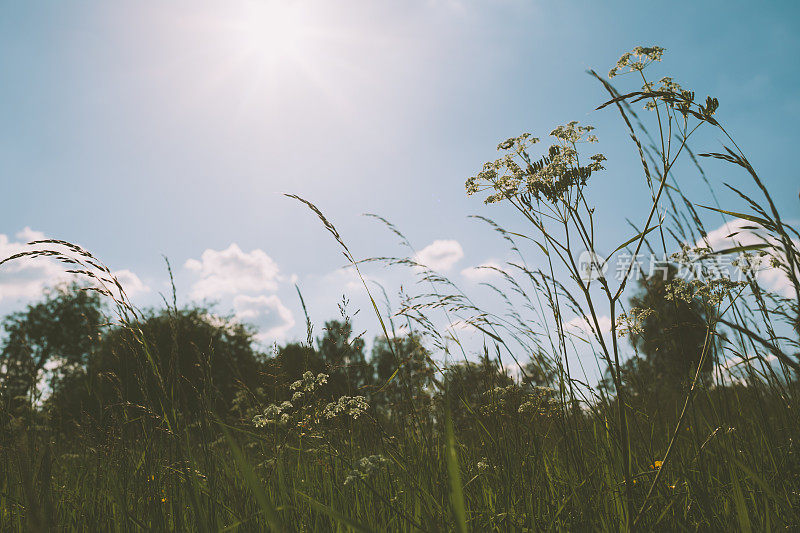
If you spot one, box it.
[226,0,311,69]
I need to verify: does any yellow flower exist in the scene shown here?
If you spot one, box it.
[654,460,663,469]
[161,497,168,503]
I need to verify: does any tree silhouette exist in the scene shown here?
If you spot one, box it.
[370,333,435,420]
[625,264,716,391]
[438,355,513,430]
[44,304,266,434]
[317,319,369,396]
[0,283,103,415]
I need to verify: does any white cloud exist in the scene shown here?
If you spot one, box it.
[233,294,295,341]
[564,315,611,336]
[414,239,464,271]
[0,230,72,303]
[322,265,363,291]
[183,244,298,341]
[461,260,504,282]
[700,219,799,296]
[0,229,149,305]
[701,218,767,251]
[716,352,779,385]
[16,226,46,242]
[185,243,281,300]
[112,269,150,298]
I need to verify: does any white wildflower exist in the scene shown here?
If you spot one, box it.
[343,455,389,486]
[609,46,665,78]
[324,396,370,420]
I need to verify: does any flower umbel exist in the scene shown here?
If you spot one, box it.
[323,396,370,420]
[466,121,605,204]
[608,46,665,78]
[343,455,389,486]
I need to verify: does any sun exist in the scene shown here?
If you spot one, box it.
[225,1,311,69]
[183,1,344,109]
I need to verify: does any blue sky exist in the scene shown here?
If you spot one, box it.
[1,1,798,375]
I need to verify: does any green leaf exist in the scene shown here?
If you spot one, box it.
[379,364,403,391]
[533,239,550,258]
[697,205,773,230]
[731,469,752,533]
[506,230,537,243]
[467,322,503,343]
[295,491,372,533]
[608,224,661,258]
[445,408,469,533]
[731,457,799,521]
[217,423,282,531]
[703,243,771,257]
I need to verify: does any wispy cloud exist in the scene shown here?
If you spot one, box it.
[564,315,611,337]
[461,260,503,282]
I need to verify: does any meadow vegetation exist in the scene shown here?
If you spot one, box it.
[1,47,799,531]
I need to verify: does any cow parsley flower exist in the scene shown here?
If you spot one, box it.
[609,46,665,78]
[324,396,370,420]
[665,277,745,306]
[466,121,605,205]
[617,307,655,337]
[253,401,294,427]
[291,371,329,393]
[343,455,389,486]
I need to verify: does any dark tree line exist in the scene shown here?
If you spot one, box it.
[0,285,527,439]
[0,268,713,440]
